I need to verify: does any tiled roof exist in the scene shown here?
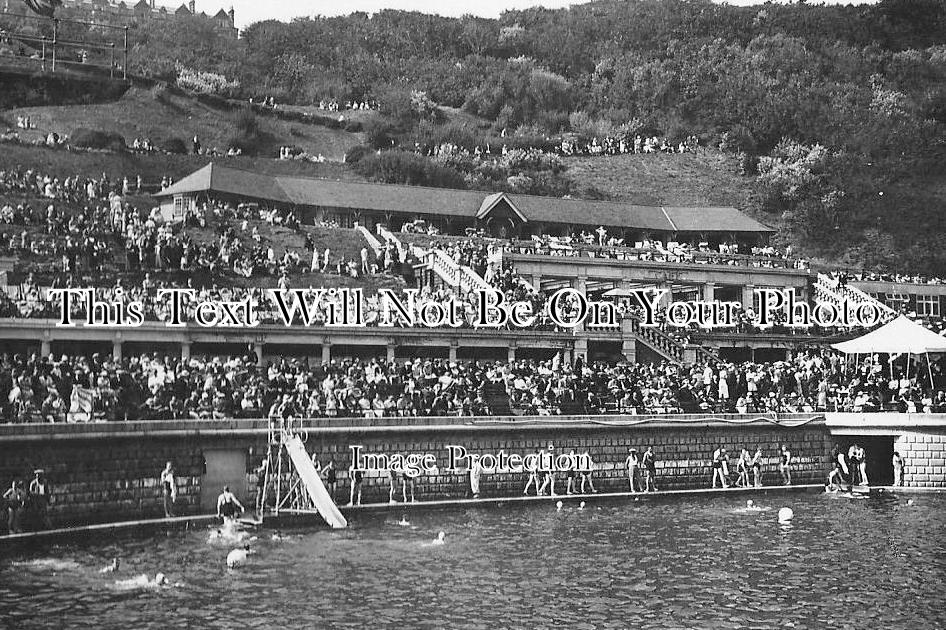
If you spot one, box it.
[156,163,773,233]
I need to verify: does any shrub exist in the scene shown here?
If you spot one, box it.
[353,149,467,189]
[156,136,188,155]
[70,128,126,151]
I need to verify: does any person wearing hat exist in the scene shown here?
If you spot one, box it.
[29,469,52,530]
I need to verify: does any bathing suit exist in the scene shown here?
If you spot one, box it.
[353,471,363,484]
[326,469,337,484]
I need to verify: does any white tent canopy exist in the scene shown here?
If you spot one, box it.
[832,315,946,355]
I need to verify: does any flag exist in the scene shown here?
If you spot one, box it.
[22,0,63,18]
[68,387,93,423]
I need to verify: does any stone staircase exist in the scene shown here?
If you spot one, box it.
[814,273,897,323]
[628,317,719,365]
[377,227,491,295]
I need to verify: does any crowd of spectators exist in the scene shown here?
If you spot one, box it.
[2,350,943,424]
[559,134,699,157]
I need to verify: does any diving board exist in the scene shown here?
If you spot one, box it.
[282,434,348,529]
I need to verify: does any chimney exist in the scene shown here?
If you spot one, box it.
[188,0,194,12]
[228,6,234,24]
[150,0,154,8]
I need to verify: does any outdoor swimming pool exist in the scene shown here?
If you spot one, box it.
[1,491,944,629]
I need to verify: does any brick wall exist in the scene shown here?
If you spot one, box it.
[0,417,833,529]
[894,431,946,487]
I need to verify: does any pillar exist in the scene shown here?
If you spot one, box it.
[702,282,716,303]
[253,342,264,364]
[573,275,587,293]
[507,345,517,362]
[742,284,756,310]
[41,339,51,357]
[531,273,542,291]
[181,341,191,360]
[573,338,588,364]
[386,344,395,362]
[321,343,331,364]
[112,340,122,361]
[449,344,458,362]
[622,338,636,363]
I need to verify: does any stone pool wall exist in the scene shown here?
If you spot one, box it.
[0,414,833,529]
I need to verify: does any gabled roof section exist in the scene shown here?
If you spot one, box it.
[175,3,191,14]
[157,163,292,203]
[276,175,485,217]
[476,192,526,222]
[663,206,773,233]
[214,8,229,18]
[154,163,772,233]
[508,194,672,231]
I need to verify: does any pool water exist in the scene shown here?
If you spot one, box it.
[1,491,945,629]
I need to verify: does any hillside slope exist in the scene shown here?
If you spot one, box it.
[562,151,753,208]
[3,86,362,162]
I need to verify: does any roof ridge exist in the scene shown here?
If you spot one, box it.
[660,206,677,232]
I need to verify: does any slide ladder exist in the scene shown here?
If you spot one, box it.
[281,432,348,529]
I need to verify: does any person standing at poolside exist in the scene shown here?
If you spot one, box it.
[3,479,26,533]
[536,444,557,497]
[579,451,597,494]
[892,451,904,487]
[856,444,869,486]
[625,448,641,493]
[780,445,792,486]
[322,461,338,500]
[751,447,764,488]
[565,449,579,495]
[255,458,268,514]
[29,469,52,530]
[642,446,658,492]
[712,447,729,489]
[469,458,482,499]
[348,462,363,506]
[523,449,540,496]
[735,449,751,488]
[404,467,418,503]
[160,462,177,518]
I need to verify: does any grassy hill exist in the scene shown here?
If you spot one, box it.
[562,150,753,208]
[0,142,364,188]
[3,85,363,162]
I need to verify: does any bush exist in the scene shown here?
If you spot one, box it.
[156,136,188,155]
[70,128,126,151]
[353,149,467,189]
[344,144,371,164]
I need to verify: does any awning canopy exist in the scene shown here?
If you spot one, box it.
[832,315,946,355]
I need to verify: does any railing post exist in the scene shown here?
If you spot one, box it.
[122,26,128,80]
[51,18,58,73]
[109,42,115,78]
[41,35,47,72]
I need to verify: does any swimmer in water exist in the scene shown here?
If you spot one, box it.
[227,544,252,568]
[99,557,120,573]
[114,573,168,590]
[397,515,411,527]
[431,532,445,545]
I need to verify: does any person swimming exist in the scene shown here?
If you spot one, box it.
[113,573,169,590]
[99,558,120,574]
[431,531,445,546]
[226,544,252,568]
[396,515,411,527]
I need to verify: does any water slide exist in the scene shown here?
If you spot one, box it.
[282,434,348,529]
